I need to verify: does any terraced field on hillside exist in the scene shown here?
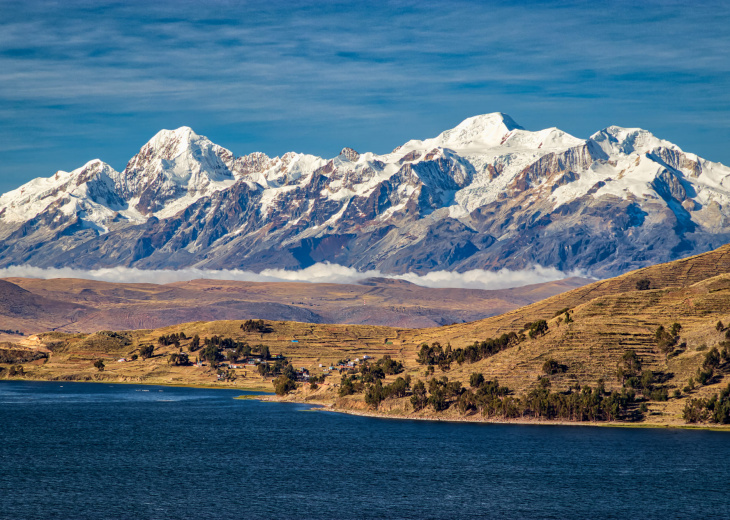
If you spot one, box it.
[4,245,730,426]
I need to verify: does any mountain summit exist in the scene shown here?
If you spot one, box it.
[1,113,729,277]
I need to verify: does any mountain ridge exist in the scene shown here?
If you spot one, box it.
[2,113,730,276]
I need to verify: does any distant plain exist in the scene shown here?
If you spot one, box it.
[0,275,590,335]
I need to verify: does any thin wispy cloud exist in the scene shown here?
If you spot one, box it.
[0,0,729,194]
[0,263,590,291]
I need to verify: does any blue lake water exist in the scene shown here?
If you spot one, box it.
[0,380,728,520]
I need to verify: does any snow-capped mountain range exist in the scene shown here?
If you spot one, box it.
[2,113,730,277]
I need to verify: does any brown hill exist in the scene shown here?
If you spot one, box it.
[0,275,589,334]
[0,279,88,334]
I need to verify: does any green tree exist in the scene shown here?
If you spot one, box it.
[655,325,677,355]
[94,359,105,371]
[339,375,356,396]
[457,390,476,414]
[542,359,563,375]
[169,352,189,366]
[365,380,385,409]
[470,372,485,388]
[636,279,651,291]
[388,377,408,398]
[139,345,155,360]
[622,350,642,375]
[527,320,549,339]
[282,363,297,380]
[274,375,296,395]
[410,380,428,411]
[200,344,220,366]
[259,345,270,360]
[428,387,448,412]
[670,322,682,337]
[703,347,721,369]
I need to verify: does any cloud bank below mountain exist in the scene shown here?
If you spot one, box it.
[0,263,590,291]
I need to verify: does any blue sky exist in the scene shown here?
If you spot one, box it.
[1,0,729,194]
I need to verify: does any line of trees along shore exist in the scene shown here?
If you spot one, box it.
[353,367,641,422]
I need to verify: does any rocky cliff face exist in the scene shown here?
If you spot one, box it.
[2,113,730,277]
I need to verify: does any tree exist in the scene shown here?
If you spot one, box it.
[236,342,252,358]
[190,335,200,351]
[428,387,448,412]
[169,352,189,366]
[542,359,563,375]
[470,372,485,388]
[339,375,356,396]
[200,344,220,366]
[636,279,651,291]
[94,359,105,371]
[365,380,385,409]
[703,347,721,369]
[282,363,297,380]
[527,320,548,339]
[377,355,404,375]
[389,377,408,398]
[241,319,267,333]
[274,375,296,395]
[258,345,270,360]
[458,390,476,414]
[139,345,155,360]
[670,322,682,337]
[360,363,385,383]
[654,326,676,355]
[410,380,428,411]
[621,350,642,375]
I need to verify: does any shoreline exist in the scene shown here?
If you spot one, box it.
[5,375,729,432]
[255,394,730,432]
[0,375,273,394]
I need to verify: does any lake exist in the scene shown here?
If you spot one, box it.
[0,381,727,519]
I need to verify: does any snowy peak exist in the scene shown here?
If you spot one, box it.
[122,125,235,182]
[590,126,677,157]
[430,112,524,149]
[339,147,360,162]
[114,126,238,215]
[0,159,122,224]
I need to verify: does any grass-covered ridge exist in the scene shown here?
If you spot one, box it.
[5,244,730,427]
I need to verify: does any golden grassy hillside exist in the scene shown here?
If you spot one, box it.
[4,244,730,426]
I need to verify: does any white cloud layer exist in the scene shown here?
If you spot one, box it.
[0,263,590,291]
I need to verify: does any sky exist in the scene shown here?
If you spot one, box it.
[1,0,729,195]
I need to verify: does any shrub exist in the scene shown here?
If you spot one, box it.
[636,279,651,290]
[542,359,567,375]
[526,320,548,339]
